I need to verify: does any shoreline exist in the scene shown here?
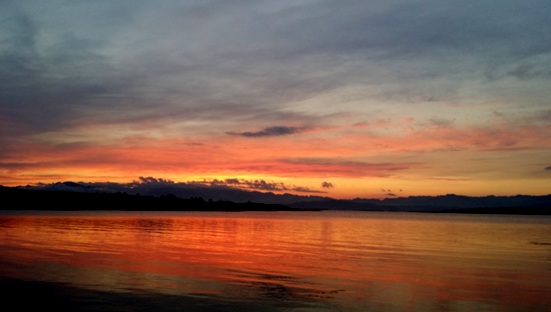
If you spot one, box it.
[1,186,549,215]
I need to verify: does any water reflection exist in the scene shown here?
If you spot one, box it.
[0,211,550,311]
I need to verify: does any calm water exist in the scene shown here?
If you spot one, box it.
[0,210,550,311]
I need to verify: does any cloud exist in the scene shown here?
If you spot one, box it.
[428,118,454,128]
[545,166,551,171]
[380,188,396,197]
[137,176,175,184]
[2,0,550,139]
[186,178,324,194]
[227,126,306,138]
[282,158,414,177]
[32,176,325,195]
[321,182,334,188]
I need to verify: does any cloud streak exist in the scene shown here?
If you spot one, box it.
[227,126,307,138]
[279,158,415,178]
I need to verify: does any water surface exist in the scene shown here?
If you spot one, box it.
[1,210,550,311]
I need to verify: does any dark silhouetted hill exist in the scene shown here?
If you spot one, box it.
[288,194,551,215]
[24,181,329,205]
[0,185,302,212]
[2,184,550,215]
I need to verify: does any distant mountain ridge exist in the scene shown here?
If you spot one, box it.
[3,182,550,214]
[291,194,551,214]
[0,185,303,212]
[17,181,330,205]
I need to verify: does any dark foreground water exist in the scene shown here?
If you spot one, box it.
[0,210,550,311]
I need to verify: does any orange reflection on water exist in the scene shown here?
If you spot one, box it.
[1,211,550,311]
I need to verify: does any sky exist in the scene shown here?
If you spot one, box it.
[1,0,550,199]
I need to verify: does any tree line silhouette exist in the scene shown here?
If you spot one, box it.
[0,186,301,212]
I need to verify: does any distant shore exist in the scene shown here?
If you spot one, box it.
[0,185,308,212]
[1,185,550,215]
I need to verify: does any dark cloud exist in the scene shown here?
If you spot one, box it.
[545,166,551,171]
[31,177,323,195]
[293,186,322,193]
[188,178,324,194]
[0,4,132,133]
[2,0,550,138]
[137,176,175,184]
[227,126,305,138]
[380,188,396,197]
[321,182,334,188]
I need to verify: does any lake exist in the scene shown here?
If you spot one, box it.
[0,210,550,311]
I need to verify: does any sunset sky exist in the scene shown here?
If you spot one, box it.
[1,0,550,199]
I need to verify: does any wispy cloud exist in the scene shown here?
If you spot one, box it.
[281,158,415,177]
[227,126,307,138]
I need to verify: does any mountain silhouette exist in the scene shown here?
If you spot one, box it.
[1,184,550,214]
